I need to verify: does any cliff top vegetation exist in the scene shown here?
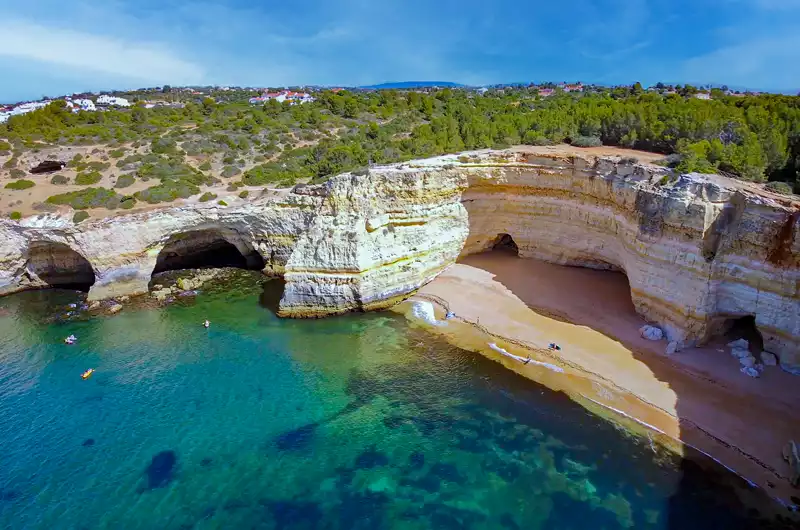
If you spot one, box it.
[1,84,798,217]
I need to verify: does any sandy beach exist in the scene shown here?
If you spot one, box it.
[395,250,800,505]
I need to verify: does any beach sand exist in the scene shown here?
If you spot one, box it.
[395,249,800,504]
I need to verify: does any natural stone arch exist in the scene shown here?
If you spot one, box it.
[26,241,96,291]
[151,229,266,276]
[491,233,519,255]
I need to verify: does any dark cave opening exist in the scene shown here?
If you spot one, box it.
[27,241,96,292]
[492,233,519,256]
[152,231,265,276]
[722,315,764,354]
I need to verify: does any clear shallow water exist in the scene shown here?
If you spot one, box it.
[0,271,796,530]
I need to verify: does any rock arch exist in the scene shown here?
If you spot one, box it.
[151,229,266,276]
[492,233,519,255]
[26,241,96,291]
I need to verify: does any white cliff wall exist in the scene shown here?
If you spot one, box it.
[0,149,797,371]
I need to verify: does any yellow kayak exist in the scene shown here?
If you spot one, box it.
[81,369,94,380]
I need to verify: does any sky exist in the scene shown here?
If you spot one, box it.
[1,0,799,103]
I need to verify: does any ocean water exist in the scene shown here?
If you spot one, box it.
[0,270,796,530]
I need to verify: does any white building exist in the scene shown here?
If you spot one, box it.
[96,95,131,107]
[72,98,96,111]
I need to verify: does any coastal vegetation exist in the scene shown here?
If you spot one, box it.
[1,85,798,212]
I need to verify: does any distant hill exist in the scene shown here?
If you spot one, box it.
[360,81,465,90]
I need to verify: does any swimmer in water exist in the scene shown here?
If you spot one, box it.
[203,320,210,328]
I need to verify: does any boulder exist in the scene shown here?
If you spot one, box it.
[665,341,678,355]
[730,348,750,359]
[639,325,663,341]
[727,338,749,350]
[108,303,123,314]
[761,352,778,366]
[739,356,756,368]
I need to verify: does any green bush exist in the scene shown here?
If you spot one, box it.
[9,168,26,179]
[51,174,69,185]
[109,148,126,158]
[221,165,241,178]
[199,161,212,171]
[134,181,200,204]
[120,196,136,209]
[0,140,11,154]
[218,200,228,206]
[3,157,18,168]
[47,187,122,210]
[151,137,180,155]
[199,191,217,202]
[5,179,35,190]
[523,131,553,146]
[238,190,249,199]
[764,181,794,195]
[570,136,603,148]
[75,170,102,185]
[114,174,136,188]
[73,211,90,223]
[9,211,22,220]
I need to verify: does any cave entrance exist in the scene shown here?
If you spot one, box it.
[721,315,764,354]
[152,230,265,276]
[27,241,96,292]
[491,233,519,256]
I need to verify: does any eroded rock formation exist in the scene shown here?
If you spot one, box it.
[0,148,797,370]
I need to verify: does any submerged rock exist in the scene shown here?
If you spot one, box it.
[665,341,678,355]
[740,356,757,368]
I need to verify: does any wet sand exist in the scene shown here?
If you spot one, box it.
[396,250,800,504]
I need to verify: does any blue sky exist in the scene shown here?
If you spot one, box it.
[1,0,799,102]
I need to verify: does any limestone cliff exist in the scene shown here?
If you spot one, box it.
[0,147,797,371]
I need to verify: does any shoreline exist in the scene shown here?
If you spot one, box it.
[393,252,800,507]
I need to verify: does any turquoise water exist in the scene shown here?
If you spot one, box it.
[0,271,796,530]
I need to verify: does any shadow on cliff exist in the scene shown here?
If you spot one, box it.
[458,246,800,529]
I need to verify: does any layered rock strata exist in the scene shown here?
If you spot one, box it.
[0,148,797,369]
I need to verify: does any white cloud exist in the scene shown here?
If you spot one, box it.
[0,19,205,85]
[682,32,800,90]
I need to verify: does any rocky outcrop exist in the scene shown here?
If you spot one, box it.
[0,148,797,370]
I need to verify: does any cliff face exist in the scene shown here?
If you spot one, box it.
[0,148,797,370]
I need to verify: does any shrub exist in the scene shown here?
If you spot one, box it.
[457,155,470,163]
[73,211,90,223]
[9,168,25,179]
[3,157,18,168]
[0,140,11,154]
[109,148,126,158]
[47,188,122,210]
[120,196,136,209]
[238,190,249,199]
[9,211,22,220]
[764,181,794,195]
[75,171,102,185]
[199,161,212,171]
[134,181,200,204]
[522,131,553,146]
[621,156,639,164]
[114,174,136,188]
[68,153,83,167]
[51,174,69,185]
[570,136,603,148]
[5,179,34,190]
[217,200,228,206]
[199,191,217,202]
[220,165,241,178]
[222,154,236,165]
[150,137,180,155]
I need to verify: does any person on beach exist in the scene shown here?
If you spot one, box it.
[523,355,532,365]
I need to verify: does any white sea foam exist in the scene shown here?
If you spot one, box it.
[409,301,447,327]
[488,342,564,373]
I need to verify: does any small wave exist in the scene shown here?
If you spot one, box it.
[488,342,564,373]
[409,301,447,327]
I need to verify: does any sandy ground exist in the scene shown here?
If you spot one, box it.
[397,250,800,505]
